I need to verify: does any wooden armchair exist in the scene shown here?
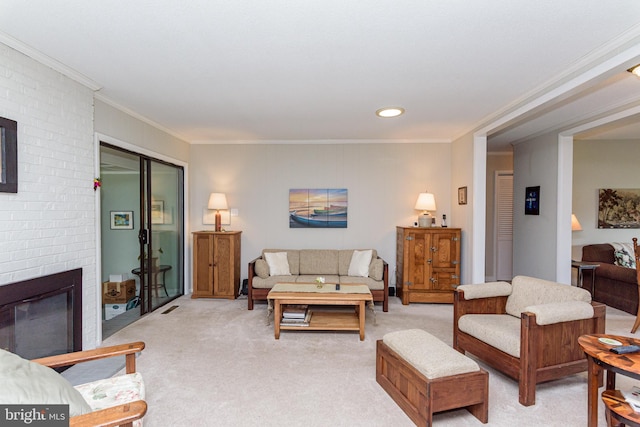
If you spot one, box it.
[453,276,606,406]
[631,237,640,334]
[32,341,147,427]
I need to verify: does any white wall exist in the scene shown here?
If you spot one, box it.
[572,139,640,259]
[513,132,560,281]
[0,44,97,345]
[189,142,453,287]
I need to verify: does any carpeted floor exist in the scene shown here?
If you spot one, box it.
[101,295,638,426]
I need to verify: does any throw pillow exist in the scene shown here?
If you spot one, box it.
[348,249,372,277]
[264,252,291,276]
[614,249,636,269]
[254,259,269,278]
[0,348,92,416]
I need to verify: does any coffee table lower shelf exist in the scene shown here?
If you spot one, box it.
[281,311,360,332]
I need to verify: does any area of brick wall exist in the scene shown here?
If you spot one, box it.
[0,43,97,346]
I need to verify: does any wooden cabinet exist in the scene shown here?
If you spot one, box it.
[396,226,461,304]
[192,231,241,299]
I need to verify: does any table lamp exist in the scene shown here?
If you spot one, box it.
[415,192,436,227]
[208,192,228,232]
[571,214,582,231]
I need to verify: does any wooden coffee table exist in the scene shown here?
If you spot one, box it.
[267,283,374,341]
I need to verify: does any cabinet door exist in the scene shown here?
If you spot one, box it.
[407,231,430,290]
[431,231,460,269]
[430,231,461,290]
[193,234,213,296]
[213,234,234,297]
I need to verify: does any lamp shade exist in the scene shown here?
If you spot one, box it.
[208,193,228,210]
[415,192,437,212]
[571,214,582,231]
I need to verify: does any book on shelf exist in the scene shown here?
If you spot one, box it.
[282,304,309,319]
[621,385,640,411]
[280,310,312,326]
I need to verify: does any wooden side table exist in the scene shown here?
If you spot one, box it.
[572,261,600,293]
[579,334,640,427]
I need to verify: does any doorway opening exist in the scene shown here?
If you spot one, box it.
[99,143,184,338]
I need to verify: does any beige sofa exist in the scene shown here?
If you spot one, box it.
[247,249,388,311]
[453,275,605,406]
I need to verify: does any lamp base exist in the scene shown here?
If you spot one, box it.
[215,211,222,232]
[418,214,432,228]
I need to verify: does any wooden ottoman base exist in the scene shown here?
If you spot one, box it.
[376,339,488,426]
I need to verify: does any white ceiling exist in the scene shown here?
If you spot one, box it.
[1,1,640,150]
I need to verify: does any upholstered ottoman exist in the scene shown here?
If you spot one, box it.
[376,329,488,426]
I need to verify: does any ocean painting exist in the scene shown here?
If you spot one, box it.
[289,188,348,228]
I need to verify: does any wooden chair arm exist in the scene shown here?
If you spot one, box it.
[70,400,147,427]
[454,290,508,318]
[32,342,145,374]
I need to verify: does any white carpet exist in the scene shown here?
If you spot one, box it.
[101,295,638,426]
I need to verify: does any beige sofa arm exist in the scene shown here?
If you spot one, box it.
[457,281,512,300]
[523,301,595,325]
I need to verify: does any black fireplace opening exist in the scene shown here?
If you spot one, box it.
[0,268,82,360]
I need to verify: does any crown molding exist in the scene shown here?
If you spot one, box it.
[0,30,101,91]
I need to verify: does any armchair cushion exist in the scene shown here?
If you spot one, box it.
[523,301,594,325]
[369,258,384,281]
[75,372,145,427]
[0,348,92,416]
[505,275,591,318]
[457,281,512,299]
[458,314,522,357]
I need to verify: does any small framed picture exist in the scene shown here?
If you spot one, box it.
[458,186,467,205]
[525,186,540,215]
[110,211,134,230]
[151,200,164,224]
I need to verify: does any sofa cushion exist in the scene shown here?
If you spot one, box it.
[340,276,385,290]
[264,252,291,276]
[348,250,372,277]
[458,314,522,357]
[369,258,384,281]
[0,348,92,416]
[252,275,296,289]
[297,275,340,284]
[262,250,300,275]
[505,275,591,318]
[299,250,339,275]
[254,259,269,279]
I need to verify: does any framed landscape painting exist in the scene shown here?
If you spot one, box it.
[110,211,134,230]
[289,188,348,228]
[598,188,640,228]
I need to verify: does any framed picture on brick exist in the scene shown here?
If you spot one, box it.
[0,116,18,193]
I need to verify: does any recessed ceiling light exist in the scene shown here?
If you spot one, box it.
[376,107,405,118]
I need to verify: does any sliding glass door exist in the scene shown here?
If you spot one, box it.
[139,157,184,313]
[100,143,184,333]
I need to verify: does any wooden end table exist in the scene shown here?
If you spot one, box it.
[571,261,599,293]
[267,283,374,341]
[579,334,640,427]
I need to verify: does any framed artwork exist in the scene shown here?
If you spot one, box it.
[0,116,18,193]
[458,186,467,205]
[151,200,164,224]
[525,186,540,215]
[110,211,134,230]
[289,188,348,228]
[598,188,640,228]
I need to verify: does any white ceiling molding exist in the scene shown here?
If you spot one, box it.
[0,30,101,91]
